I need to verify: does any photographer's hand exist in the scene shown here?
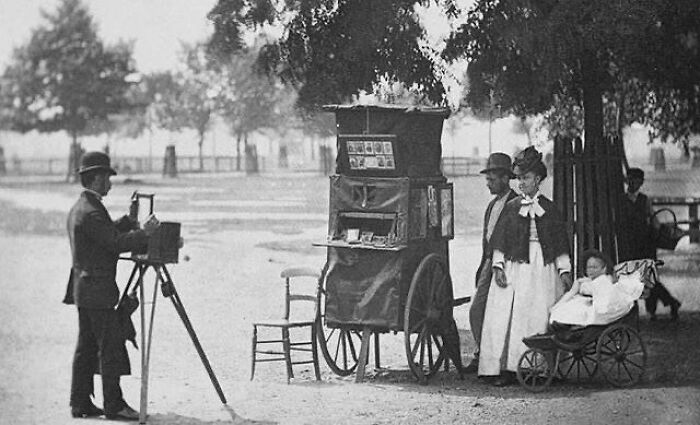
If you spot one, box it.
[143,214,160,236]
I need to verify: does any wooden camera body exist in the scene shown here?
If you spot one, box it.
[130,192,181,264]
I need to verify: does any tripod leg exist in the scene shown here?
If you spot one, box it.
[158,266,227,404]
[138,264,149,424]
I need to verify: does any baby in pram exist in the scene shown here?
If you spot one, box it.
[549,249,645,327]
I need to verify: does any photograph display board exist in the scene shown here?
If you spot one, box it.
[338,134,400,176]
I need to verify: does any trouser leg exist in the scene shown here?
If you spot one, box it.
[88,308,128,413]
[469,262,493,355]
[70,308,98,407]
[649,282,677,307]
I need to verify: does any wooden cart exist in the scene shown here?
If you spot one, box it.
[313,105,468,382]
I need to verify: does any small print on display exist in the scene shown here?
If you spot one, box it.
[364,156,378,168]
[364,141,374,154]
[383,142,393,154]
[347,141,355,154]
[385,156,395,169]
[373,141,383,154]
[376,155,385,168]
[349,156,359,169]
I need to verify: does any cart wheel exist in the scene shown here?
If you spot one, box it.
[404,254,452,382]
[315,285,362,376]
[516,348,554,392]
[557,341,598,382]
[596,324,647,387]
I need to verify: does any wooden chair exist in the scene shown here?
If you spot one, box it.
[250,267,321,383]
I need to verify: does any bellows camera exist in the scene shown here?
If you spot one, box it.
[130,191,181,264]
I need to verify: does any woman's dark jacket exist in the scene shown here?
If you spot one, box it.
[490,194,570,265]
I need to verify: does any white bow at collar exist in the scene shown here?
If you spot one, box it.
[519,193,545,218]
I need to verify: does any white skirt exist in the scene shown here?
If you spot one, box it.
[478,242,564,375]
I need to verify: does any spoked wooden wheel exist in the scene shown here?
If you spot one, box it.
[557,341,598,382]
[596,324,647,387]
[517,348,555,392]
[315,283,363,376]
[404,254,453,382]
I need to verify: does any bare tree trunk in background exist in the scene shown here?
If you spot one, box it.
[67,132,81,183]
[198,130,205,172]
[236,131,242,171]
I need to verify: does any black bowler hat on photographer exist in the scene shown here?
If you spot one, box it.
[480,152,515,178]
[77,151,117,175]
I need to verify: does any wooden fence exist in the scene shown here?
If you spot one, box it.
[553,135,626,274]
[0,155,485,177]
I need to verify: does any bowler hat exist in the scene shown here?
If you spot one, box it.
[78,151,117,175]
[480,152,514,178]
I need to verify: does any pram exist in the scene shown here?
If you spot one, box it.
[515,259,660,392]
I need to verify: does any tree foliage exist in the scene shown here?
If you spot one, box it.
[0,0,137,179]
[0,0,136,140]
[206,0,457,110]
[445,0,700,143]
[148,43,218,171]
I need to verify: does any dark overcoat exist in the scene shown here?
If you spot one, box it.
[474,189,518,286]
[64,191,147,308]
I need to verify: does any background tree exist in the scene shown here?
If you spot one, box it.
[444,0,700,151]
[0,0,137,181]
[149,43,218,172]
[206,0,458,112]
[214,46,289,173]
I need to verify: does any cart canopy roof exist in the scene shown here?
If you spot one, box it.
[322,104,451,118]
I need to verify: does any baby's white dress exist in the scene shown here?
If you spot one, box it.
[549,272,644,326]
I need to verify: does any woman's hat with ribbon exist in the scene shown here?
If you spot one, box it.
[513,146,547,178]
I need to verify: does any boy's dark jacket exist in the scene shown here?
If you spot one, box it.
[490,194,570,264]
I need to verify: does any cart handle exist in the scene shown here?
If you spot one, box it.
[453,296,471,307]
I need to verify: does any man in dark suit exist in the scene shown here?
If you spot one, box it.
[618,167,681,320]
[463,153,518,373]
[64,151,157,420]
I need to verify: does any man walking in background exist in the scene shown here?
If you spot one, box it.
[464,153,518,373]
[64,151,157,420]
[618,167,681,320]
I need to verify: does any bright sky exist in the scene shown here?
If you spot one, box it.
[0,0,217,73]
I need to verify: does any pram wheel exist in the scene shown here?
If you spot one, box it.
[557,340,598,381]
[596,324,647,387]
[516,348,555,392]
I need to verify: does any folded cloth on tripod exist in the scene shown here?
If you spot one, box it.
[116,295,139,348]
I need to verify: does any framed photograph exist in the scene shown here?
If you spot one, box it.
[383,141,393,154]
[349,156,358,169]
[360,231,374,244]
[355,142,364,154]
[385,155,395,169]
[346,228,360,242]
[372,236,386,246]
[373,141,383,154]
[364,141,374,154]
[357,157,366,169]
[365,156,378,168]
[346,141,355,154]
[376,155,385,168]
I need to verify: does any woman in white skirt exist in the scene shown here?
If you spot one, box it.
[478,147,572,386]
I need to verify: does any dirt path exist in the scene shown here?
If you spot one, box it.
[1,176,700,424]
